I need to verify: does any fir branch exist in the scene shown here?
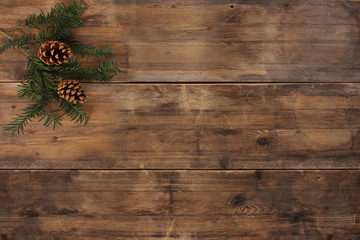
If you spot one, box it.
[0,30,33,57]
[70,42,112,59]
[58,33,113,59]
[4,104,41,136]
[43,57,83,73]
[41,58,120,83]
[2,0,120,136]
[17,82,40,100]
[92,59,121,83]
[41,58,93,80]
[4,103,62,136]
[24,1,85,29]
[15,33,37,47]
[26,59,58,101]
[0,39,15,55]
[59,99,90,125]
[38,108,62,129]
[8,62,60,135]
[37,16,84,41]
[57,59,120,82]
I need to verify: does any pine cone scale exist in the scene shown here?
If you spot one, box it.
[38,41,73,65]
[58,80,87,105]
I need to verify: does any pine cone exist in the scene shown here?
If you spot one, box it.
[38,41,73,65]
[58,80,87,104]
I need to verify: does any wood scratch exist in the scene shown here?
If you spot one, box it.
[166,218,176,238]
[194,114,201,127]
[56,215,67,231]
[353,213,357,229]
[223,115,233,129]
[139,163,149,175]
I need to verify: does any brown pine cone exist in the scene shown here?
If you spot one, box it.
[58,80,87,104]
[38,41,73,65]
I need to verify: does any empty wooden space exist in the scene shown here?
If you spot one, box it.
[0,0,359,239]
[1,170,359,239]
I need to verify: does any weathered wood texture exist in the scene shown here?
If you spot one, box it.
[1,83,359,169]
[0,170,359,239]
[1,0,360,239]
[2,0,360,82]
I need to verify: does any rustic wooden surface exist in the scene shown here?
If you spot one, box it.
[0,170,359,239]
[1,83,360,169]
[1,0,360,239]
[2,0,360,82]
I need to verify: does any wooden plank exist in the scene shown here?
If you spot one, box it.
[1,83,359,169]
[0,170,359,239]
[1,0,360,82]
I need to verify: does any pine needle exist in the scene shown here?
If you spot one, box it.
[1,0,120,136]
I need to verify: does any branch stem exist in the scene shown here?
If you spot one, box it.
[0,29,31,58]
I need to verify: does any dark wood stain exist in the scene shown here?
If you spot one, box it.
[280,211,315,224]
[219,157,229,169]
[228,194,246,208]
[255,171,262,181]
[213,129,239,136]
[55,208,80,216]
[327,234,334,240]
[19,210,39,218]
[256,137,269,146]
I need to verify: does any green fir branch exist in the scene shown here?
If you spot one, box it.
[58,33,113,59]
[0,39,16,55]
[59,99,90,125]
[42,58,120,82]
[70,42,113,59]
[39,58,93,80]
[0,30,35,57]
[4,103,61,136]
[25,58,59,101]
[15,33,38,46]
[17,82,40,100]
[92,59,121,83]
[38,108,62,129]
[1,0,120,136]
[4,104,42,136]
[24,1,85,29]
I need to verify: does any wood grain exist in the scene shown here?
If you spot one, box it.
[1,83,359,169]
[0,170,359,239]
[1,0,360,82]
[1,0,360,238]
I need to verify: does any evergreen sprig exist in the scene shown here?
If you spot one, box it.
[0,0,121,136]
[58,32,113,59]
[25,1,85,29]
[4,103,62,135]
[59,99,90,125]
[0,39,16,54]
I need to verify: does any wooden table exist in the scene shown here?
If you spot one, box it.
[1,0,360,239]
